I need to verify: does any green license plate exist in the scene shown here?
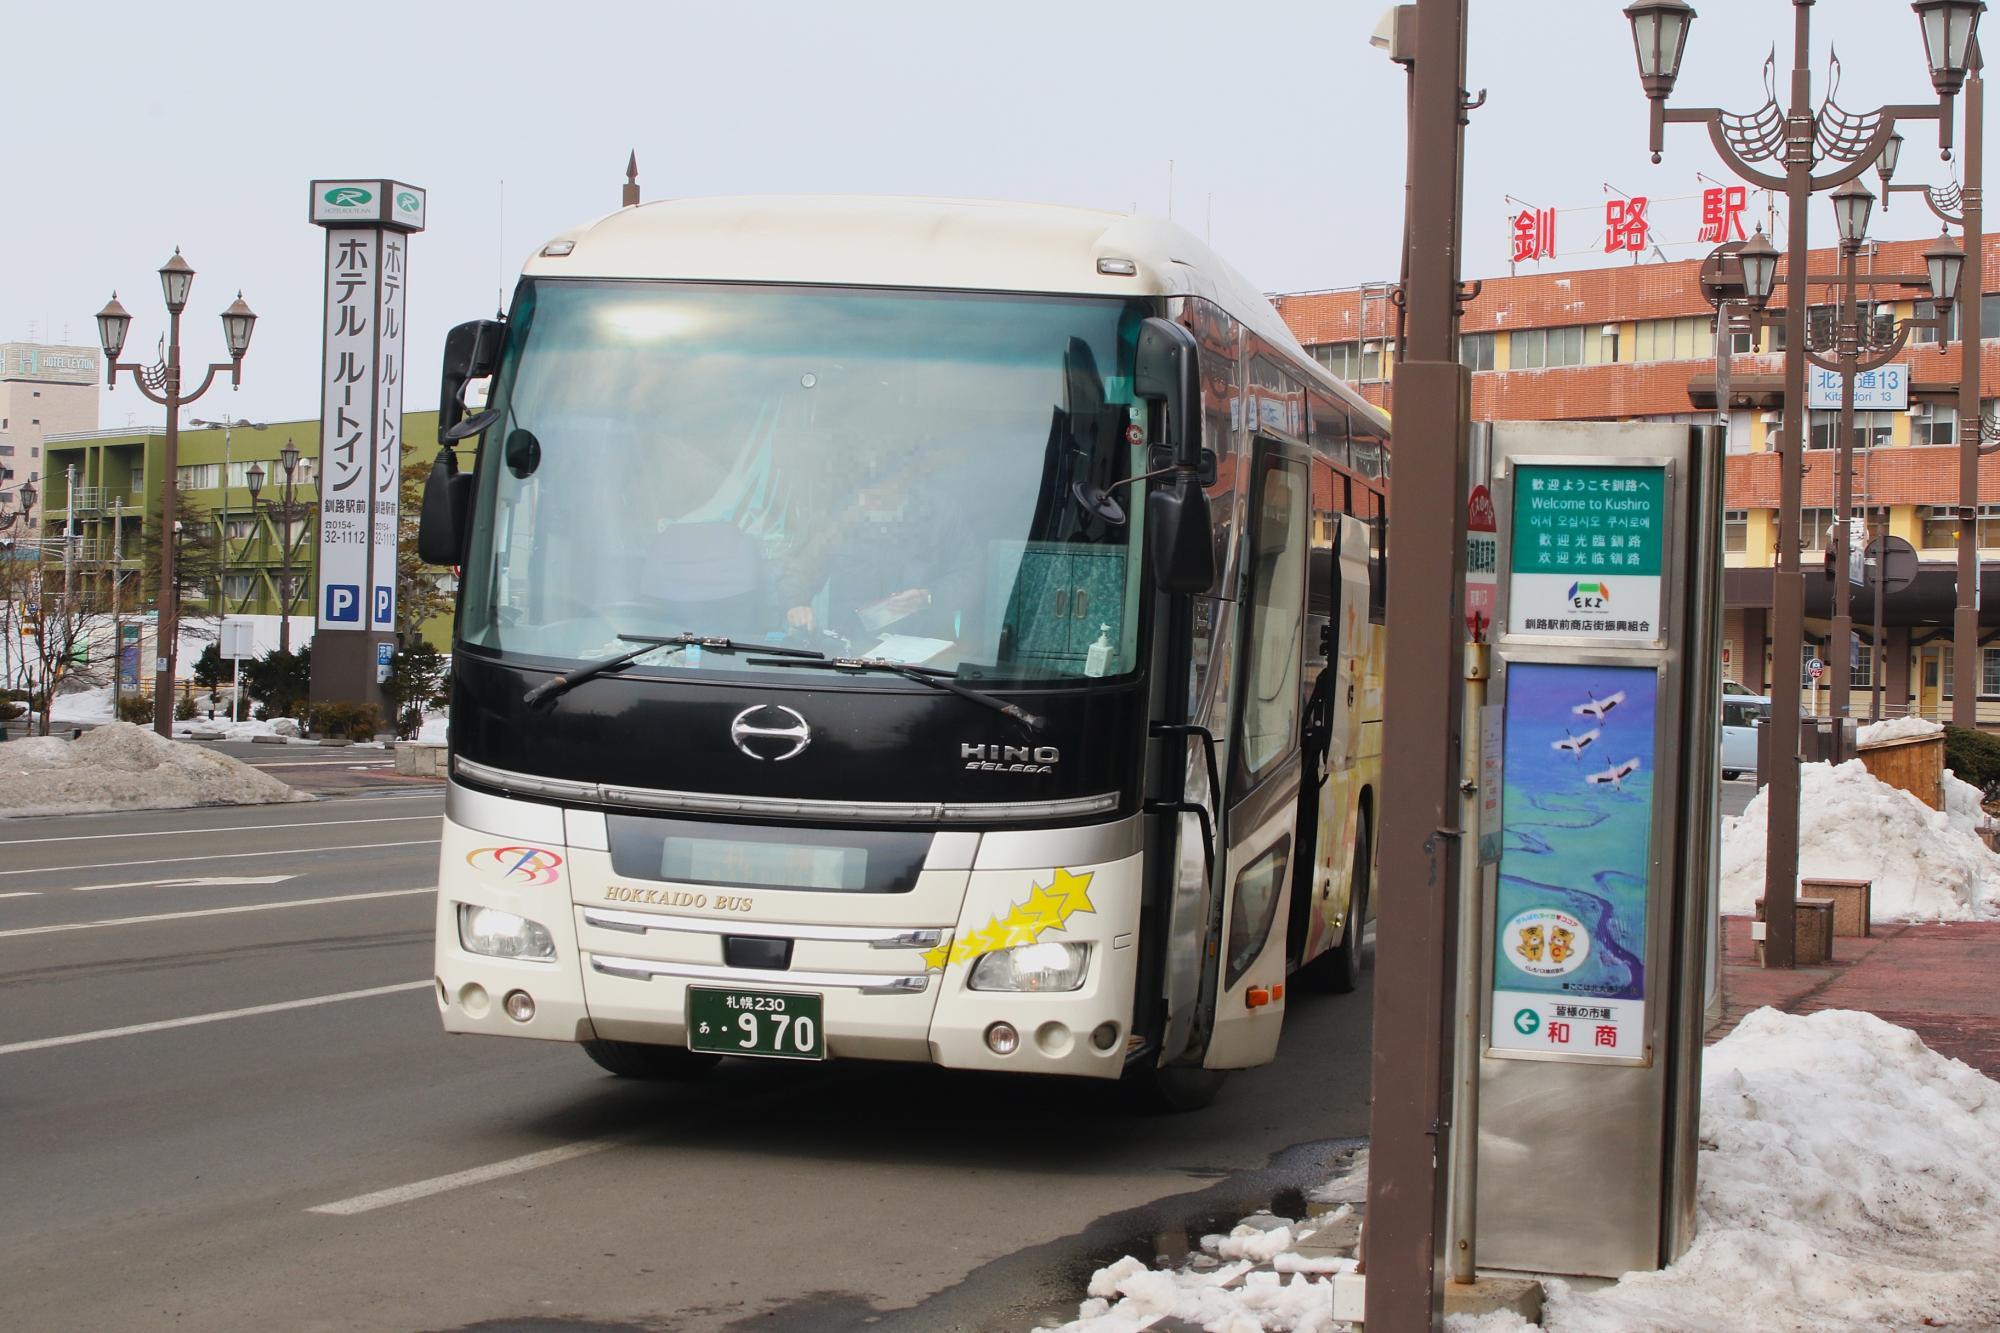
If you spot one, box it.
[686,987,825,1060]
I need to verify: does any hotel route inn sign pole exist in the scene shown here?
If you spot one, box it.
[307,179,424,712]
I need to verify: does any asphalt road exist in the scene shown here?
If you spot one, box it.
[0,782,1376,1332]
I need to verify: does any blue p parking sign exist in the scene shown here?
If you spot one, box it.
[325,584,360,622]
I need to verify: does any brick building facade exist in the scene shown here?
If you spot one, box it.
[1274,235,2000,725]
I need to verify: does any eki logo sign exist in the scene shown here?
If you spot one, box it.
[1567,580,1611,611]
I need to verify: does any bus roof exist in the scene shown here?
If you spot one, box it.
[526,194,1387,438]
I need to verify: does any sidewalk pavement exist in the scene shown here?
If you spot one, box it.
[1713,914,2000,1077]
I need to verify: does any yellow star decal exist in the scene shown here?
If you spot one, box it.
[1049,867,1096,924]
[919,868,1102,971]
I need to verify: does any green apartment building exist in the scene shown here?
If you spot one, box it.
[40,409,447,640]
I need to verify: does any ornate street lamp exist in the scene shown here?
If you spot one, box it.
[1737,228,1781,307]
[1924,230,1968,305]
[1627,0,1959,968]
[95,250,255,737]
[1832,179,1876,251]
[1913,0,1986,96]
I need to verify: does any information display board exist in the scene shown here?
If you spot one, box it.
[1508,463,1665,643]
[1491,661,1654,1061]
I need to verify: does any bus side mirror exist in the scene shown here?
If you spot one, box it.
[417,448,474,566]
[438,319,506,443]
[1148,477,1216,594]
[1133,316,1204,465]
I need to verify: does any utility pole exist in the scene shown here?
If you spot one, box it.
[1367,1,1471,1326]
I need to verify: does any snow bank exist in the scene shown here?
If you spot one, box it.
[1536,1008,2000,1332]
[0,722,308,816]
[1060,1254,1347,1333]
[1720,759,2000,921]
[48,684,116,724]
[1856,715,1943,746]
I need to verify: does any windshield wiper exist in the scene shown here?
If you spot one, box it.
[522,633,827,706]
[744,656,1047,733]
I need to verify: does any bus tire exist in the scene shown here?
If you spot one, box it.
[1326,810,1372,995]
[581,1039,722,1080]
[1123,1062,1229,1113]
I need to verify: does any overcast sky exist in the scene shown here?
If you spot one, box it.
[2,0,1985,434]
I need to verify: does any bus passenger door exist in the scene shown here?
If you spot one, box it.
[1205,446,1309,1069]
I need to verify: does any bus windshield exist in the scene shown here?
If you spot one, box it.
[458,281,1154,685]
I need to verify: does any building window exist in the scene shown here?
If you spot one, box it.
[1945,646,1954,700]
[1922,505,1960,549]
[1982,504,2000,547]
[1359,341,1386,381]
[223,518,256,541]
[1510,326,1586,370]
[1808,409,1892,451]
[176,463,219,490]
[1913,401,1958,446]
[1914,299,1959,344]
[1633,315,1709,362]
[1853,642,1874,690]
[1311,343,1360,379]
[0,447,11,458]
[1984,293,2000,338]
[1729,328,1757,354]
[222,573,254,605]
[1724,509,1748,553]
[1459,332,1495,372]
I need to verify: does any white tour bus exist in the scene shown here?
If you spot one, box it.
[420,196,1388,1108]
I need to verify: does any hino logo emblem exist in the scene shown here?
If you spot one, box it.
[962,742,1060,774]
[731,704,811,761]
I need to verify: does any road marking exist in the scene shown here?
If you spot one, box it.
[0,980,432,1057]
[249,760,395,769]
[65,874,297,893]
[0,891,37,900]
[0,815,439,848]
[0,839,438,878]
[309,1139,624,1216]
[0,887,435,939]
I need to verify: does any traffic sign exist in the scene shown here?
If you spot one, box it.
[1807,658,1825,680]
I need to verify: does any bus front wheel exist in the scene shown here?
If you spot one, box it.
[1325,811,1372,995]
[582,1038,722,1080]
[1123,1061,1228,1113]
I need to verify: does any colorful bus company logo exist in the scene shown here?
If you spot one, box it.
[324,186,373,208]
[1567,580,1611,611]
[395,190,421,214]
[466,845,564,886]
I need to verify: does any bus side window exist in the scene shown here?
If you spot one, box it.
[1359,487,1388,624]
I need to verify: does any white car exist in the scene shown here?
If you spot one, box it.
[1722,679,1760,698]
[1721,694,1770,781]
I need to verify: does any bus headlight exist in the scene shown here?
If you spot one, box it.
[457,904,557,961]
[967,940,1090,993]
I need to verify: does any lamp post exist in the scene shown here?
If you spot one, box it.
[1877,36,1987,724]
[1803,180,1961,724]
[244,439,309,653]
[95,254,257,737]
[1625,0,1974,967]
[190,415,267,635]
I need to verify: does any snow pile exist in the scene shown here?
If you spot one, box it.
[0,722,308,816]
[48,685,117,724]
[1058,1250,1348,1333]
[1856,715,1944,746]
[1720,759,2000,921]
[1531,1008,2000,1332]
[175,715,287,742]
[416,712,448,744]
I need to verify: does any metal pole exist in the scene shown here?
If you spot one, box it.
[1762,1,1815,968]
[1830,241,1858,727]
[1954,48,1984,726]
[279,478,293,656]
[1874,521,1887,721]
[1367,0,1470,1325]
[1447,636,1485,1285]
[111,499,123,720]
[154,308,182,738]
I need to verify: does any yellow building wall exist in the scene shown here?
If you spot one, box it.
[1744,509,1776,566]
